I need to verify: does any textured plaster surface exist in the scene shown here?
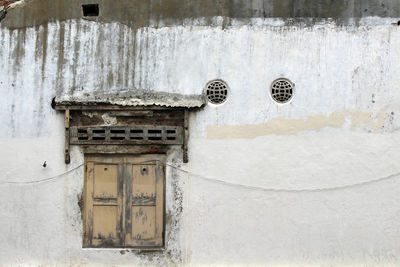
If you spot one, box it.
[1,1,400,265]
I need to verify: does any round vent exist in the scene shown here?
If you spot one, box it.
[204,80,229,105]
[270,78,295,104]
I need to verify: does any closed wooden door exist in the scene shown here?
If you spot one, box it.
[83,155,165,248]
[124,157,164,247]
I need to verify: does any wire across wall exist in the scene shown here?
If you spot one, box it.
[0,162,399,193]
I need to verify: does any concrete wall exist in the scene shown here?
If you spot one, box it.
[1,0,400,265]
[2,0,400,29]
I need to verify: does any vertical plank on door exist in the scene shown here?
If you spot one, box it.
[126,162,164,247]
[84,158,123,248]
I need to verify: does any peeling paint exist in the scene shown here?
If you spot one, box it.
[207,109,388,139]
[100,113,117,126]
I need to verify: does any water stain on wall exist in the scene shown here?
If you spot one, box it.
[207,109,388,139]
[2,0,400,29]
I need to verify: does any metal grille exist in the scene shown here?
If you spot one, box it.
[270,78,294,104]
[205,80,229,104]
[70,126,183,145]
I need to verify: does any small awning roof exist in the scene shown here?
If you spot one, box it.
[53,89,206,109]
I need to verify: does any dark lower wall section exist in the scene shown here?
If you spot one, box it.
[2,0,400,28]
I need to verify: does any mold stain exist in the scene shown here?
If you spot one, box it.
[77,193,83,220]
[3,0,399,30]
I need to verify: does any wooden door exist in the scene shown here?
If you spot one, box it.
[124,156,164,247]
[83,156,124,248]
[83,155,164,248]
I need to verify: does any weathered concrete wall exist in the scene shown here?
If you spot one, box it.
[2,0,400,29]
[1,0,400,266]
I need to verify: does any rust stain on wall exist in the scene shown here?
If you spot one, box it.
[207,109,388,139]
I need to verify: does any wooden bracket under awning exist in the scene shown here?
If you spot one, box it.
[64,108,70,164]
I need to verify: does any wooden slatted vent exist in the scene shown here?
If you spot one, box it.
[70,126,183,145]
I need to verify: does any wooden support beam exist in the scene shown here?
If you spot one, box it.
[107,111,154,117]
[81,145,169,154]
[183,109,189,163]
[65,108,71,164]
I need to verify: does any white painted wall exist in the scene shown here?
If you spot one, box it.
[1,17,400,266]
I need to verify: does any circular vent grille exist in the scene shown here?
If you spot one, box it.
[270,78,294,104]
[205,80,229,105]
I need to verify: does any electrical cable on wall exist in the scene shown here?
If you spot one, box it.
[1,162,399,192]
[166,163,400,193]
[0,164,84,185]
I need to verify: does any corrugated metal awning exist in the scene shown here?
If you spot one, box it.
[53,89,206,109]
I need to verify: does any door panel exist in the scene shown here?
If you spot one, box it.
[92,206,119,246]
[93,164,118,199]
[131,206,156,240]
[132,164,156,205]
